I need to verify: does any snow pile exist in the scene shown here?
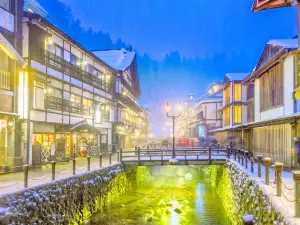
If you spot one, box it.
[169,158,179,165]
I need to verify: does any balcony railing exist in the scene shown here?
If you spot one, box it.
[0,69,10,90]
[34,49,109,92]
[46,96,92,115]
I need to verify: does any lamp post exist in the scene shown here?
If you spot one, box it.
[165,103,182,158]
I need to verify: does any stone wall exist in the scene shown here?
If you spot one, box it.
[0,163,143,225]
[209,161,289,225]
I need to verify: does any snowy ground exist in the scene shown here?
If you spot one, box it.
[0,154,118,197]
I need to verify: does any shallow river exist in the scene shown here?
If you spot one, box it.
[89,166,231,225]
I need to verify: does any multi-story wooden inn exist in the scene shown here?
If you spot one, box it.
[0,0,26,171]
[93,49,147,149]
[19,12,120,165]
[212,37,300,168]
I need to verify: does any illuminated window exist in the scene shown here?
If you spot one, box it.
[70,94,81,103]
[223,86,230,105]
[234,83,242,101]
[223,107,230,126]
[234,105,242,124]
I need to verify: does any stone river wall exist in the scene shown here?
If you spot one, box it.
[0,163,147,225]
[209,161,289,225]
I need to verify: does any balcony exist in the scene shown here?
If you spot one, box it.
[115,92,142,112]
[46,96,92,115]
[0,69,10,90]
[34,49,109,92]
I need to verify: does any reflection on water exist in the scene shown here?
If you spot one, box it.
[89,166,231,225]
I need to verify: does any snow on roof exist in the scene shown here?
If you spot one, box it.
[24,0,48,18]
[225,73,249,81]
[267,39,298,49]
[92,48,135,71]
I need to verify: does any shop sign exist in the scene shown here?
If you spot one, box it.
[116,126,125,134]
[80,129,88,133]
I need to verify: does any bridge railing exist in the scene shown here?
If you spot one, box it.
[119,146,230,165]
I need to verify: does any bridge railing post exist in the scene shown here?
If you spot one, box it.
[120,148,123,163]
[161,149,163,165]
[208,145,212,165]
[109,153,112,165]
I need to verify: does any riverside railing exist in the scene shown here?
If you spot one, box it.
[0,152,119,195]
[228,143,300,219]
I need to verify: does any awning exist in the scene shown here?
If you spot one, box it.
[0,33,26,67]
[56,120,99,133]
[210,113,300,133]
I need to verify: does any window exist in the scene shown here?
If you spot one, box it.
[247,84,254,101]
[34,81,45,109]
[47,87,62,98]
[55,45,63,58]
[70,54,78,65]
[0,49,9,71]
[234,83,242,102]
[234,105,242,124]
[223,107,230,126]
[83,98,93,115]
[260,64,283,111]
[87,64,93,74]
[247,101,254,123]
[0,0,10,11]
[101,104,110,121]
[70,94,81,103]
[223,86,230,106]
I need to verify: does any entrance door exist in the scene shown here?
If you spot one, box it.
[100,134,108,153]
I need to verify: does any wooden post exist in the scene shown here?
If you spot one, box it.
[99,154,103,167]
[250,157,254,173]
[73,159,76,175]
[117,150,120,162]
[275,162,283,197]
[264,157,271,185]
[161,149,163,165]
[138,147,141,165]
[120,148,122,163]
[51,161,56,181]
[87,156,91,171]
[241,150,245,166]
[109,153,112,165]
[245,151,248,169]
[243,215,254,225]
[234,148,237,161]
[257,155,263,178]
[227,146,230,159]
[293,171,300,218]
[238,149,241,163]
[23,164,29,188]
[209,145,212,165]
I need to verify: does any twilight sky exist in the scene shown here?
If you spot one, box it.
[39,0,298,136]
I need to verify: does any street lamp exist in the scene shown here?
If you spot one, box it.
[165,103,182,158]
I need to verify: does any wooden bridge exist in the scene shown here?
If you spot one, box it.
[120,147,230,166]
